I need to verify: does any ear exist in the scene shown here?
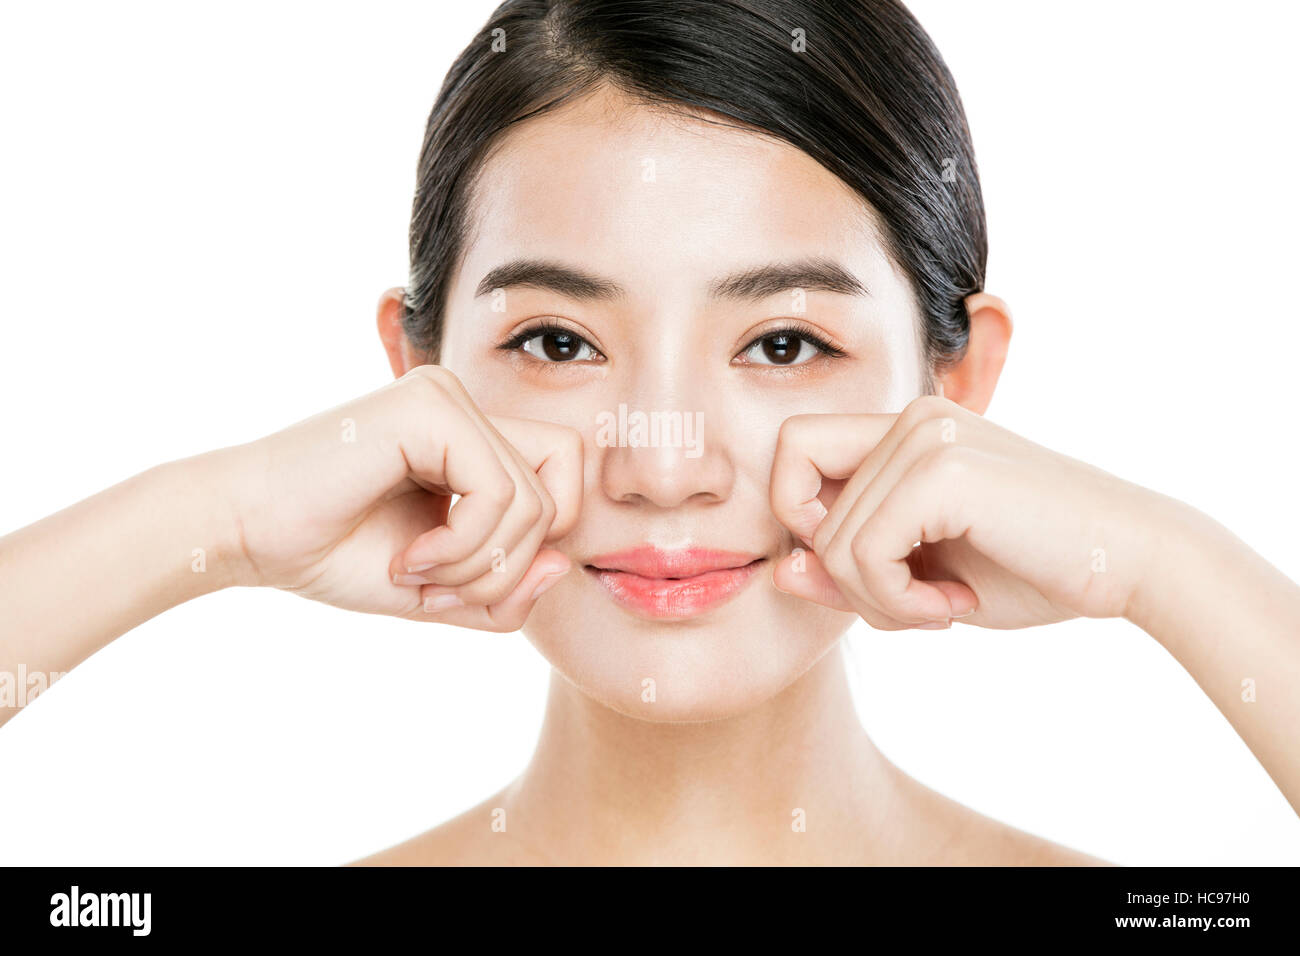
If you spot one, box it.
[376,286,425,378]
[933,292,1012,415]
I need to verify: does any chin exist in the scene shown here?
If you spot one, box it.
[522,569,855,723]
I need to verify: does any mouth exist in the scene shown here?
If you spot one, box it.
[583,546,766,620]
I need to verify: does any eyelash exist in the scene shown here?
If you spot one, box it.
[496,322,599,358]
[739,321,847,363]
[495,320,848,366]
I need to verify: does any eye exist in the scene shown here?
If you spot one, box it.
[498,323,603,363]
[736,324,846,367]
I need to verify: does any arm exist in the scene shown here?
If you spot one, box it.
[0,366,582,730]
[1127,498,1300,815]
[0,451,248,729]
[768,396,1300,815]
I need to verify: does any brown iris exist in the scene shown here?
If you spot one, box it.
[541,330,582,361]
[761,333,799,365]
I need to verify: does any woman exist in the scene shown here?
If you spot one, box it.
[2,0,1297,865]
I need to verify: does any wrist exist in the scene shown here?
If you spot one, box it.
[1122,492,1219,645]
[159,448,261,593]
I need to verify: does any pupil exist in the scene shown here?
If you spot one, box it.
[762,334,798,364]
[542,332,578,361]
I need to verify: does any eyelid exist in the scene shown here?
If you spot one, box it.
[734,319,848,360]
[494,316,846,366]
[495,318,606,361]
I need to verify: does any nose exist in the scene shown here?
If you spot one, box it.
[598,402,735,509]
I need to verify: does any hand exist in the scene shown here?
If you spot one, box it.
[769,395,1173,629]
[212,365,583,630]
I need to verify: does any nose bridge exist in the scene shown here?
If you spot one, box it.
[597,341,732,508]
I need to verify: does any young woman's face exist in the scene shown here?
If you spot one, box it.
[438,85,927,721]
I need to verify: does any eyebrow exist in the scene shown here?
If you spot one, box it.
[474,256,868,301]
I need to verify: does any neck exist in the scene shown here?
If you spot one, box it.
[505,642,902,865]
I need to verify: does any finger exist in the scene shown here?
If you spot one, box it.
[388,491,452,585]
[770,413,896,544]
[393,376,573,586]
[413,433,559,596]
[415,548,572,630]
[394,384,556,580]
[490,416,584,540]
[404,454,546,589]
[815,395,967,553]
[395,393,519,572]
[819,411,959,565]
[419,496,560,604]
[850,447,983,622]
[819,416,981,621]
[811,402,975,624]
[773,549,914,631]
[907,545,980,623]
[406,411,571,588]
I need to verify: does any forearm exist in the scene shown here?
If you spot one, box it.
[0,451,248,728]
[1127,497,1300,814]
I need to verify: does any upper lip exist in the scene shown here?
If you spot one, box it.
[585,546,764,579]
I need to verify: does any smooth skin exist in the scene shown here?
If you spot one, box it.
[767,399,1300,818]
[3,88,1299,864]
[2,317,1298,864]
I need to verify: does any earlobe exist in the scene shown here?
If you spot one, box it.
[376,286,418,378]
[933,292,1012,415]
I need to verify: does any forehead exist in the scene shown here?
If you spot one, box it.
[452,84,903,304]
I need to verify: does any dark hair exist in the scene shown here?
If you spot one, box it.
[404,0,986,385]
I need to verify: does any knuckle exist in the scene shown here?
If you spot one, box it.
[485,603,527,632]
[849,526,875,567]
[538,490,557,525]
[922,444,973,484]
[410,363,455,387]
[825,529,854,571]
[402,364,441,389]
[517,489,544,525]
[861,610,906,631]
[811,517,834,555]
[900,393,955,430]
[404,365,468,405]
[904,414,956,454]
[481,472,517,508]
[430,559,483,587]
[399,366,447,405]
[777,413,813,445]
[461,574,517,608]
[489,613,524,633]
[559,423,584,458]
[919,414,950,441]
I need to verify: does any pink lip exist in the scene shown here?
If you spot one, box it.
[584,546,765,619]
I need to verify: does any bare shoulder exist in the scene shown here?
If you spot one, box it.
[346,786,545,867]
[345,769,1110,866]
[895,770,1111,866]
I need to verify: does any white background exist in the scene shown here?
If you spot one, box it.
[1,0,1297,865]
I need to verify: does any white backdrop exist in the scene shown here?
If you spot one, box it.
[1,0,1296,865]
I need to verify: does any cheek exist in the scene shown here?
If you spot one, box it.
[436,365,861,719]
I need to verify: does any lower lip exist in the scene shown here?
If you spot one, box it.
[584,559,765,619]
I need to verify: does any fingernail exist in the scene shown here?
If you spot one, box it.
[952,608,976,618]
[530,567,569,601]
[406,563,436,573]
[917,619,951,630]
[394,573,429,586]
[424,593,464,613]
